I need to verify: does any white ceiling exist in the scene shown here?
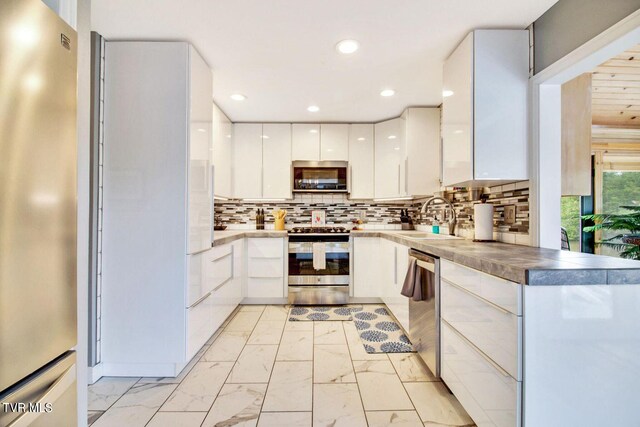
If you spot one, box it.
[92,0,558,123]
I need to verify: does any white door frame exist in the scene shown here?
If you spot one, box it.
[529,10,640,249]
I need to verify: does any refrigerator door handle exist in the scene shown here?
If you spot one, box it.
[5,365,76,427]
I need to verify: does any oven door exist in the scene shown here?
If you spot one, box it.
[292,161,348,193]
[288,242,349,284]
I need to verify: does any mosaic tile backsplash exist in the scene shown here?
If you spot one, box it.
[214,181,529,236]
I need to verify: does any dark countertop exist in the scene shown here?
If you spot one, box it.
[351,230,640,286]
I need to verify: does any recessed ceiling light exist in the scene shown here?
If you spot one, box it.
[380,89,395,97]
[309,129,318,134]
[357,137,366,141]
[261,135,269,139]
[226,134,232,138]
[454,130,463,134]
[197,128,206,133]
[394,147,400,151]
[388,135,397,140]
[442,90,454,98]
[230,93,246,101]
[336,39,359,54]
[307,105,319,112]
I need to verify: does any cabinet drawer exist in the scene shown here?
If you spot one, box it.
[441,260,521,315]
[248,258,283,278]
[207,247,233,291]
[441,279,521,380]
[247,238,283,258]
[187,252,206,306]
[441,320,521,427]
[247,277,284,298]
[186,292,214,359]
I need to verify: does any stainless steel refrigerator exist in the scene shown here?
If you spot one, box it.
[0,0,78,425]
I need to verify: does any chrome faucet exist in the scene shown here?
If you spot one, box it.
[420,196,457,236]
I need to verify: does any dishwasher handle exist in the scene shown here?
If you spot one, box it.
[412,257,435,273]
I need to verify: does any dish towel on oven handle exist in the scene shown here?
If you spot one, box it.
[312,242,326,270]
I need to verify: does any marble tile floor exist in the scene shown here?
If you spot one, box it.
[88,304,475,427]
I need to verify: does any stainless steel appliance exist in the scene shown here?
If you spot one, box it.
[0,0,78,424]
[407,249,440,378]
[292,161,349,193]
[288,227,350,304]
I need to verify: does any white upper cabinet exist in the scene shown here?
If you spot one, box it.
[188,46,213,254]
[212,103,233,198]
[348,124,374,199]
[233,123,263,199]
[375,117,406,198]
[404,107,441,196]
[442,30,529,187]
[320,124,349,161]
[262,123,292,199]
[292,124,320,160]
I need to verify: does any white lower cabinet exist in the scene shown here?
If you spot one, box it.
[441,321,521,427]
[380,240,410,331]
[441,279,521,379]
[440,259,522,427]
[186,240,243,360]
[186,292,215,360]
[352,237,382,297]
[246,238,286,298]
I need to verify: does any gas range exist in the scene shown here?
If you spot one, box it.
[288,226,350,235]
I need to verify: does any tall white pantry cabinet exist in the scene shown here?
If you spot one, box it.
[101,41,225,377]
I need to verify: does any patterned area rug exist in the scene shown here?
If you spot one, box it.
[352,305,415,353]
[288,304,415,353]
[288,305,359,321]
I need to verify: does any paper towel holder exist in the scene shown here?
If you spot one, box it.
[472,197,497,243]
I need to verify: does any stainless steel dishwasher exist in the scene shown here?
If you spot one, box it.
[407,249,440,378]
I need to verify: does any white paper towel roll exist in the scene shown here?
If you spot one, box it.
[474,204,494,241]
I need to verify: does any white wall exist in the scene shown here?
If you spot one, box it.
[41,0,77,29]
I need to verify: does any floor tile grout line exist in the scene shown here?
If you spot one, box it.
[342,317,370,427]
[256,305,290,424]
[141,309,239,427]
[199,305,267,427]
[142,320,236,427]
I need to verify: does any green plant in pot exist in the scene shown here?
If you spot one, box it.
[583,205,640,260]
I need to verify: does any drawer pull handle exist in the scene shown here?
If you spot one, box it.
[211,252,232,262]
[443,319,511,378]
[443,279,512,315]
[213,276,232,292]
[190,291,211,308]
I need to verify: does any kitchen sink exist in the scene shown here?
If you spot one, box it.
[391,231,458,240]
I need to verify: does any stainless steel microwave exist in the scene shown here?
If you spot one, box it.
[292,161,349,193]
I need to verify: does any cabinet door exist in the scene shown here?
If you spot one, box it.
[405,108,441,196]
[374,118,405,198]
[212,103,232,198]
[473,30,528,182]
[292,124,320,161]
[232,239,245,299]
[186,292,214,359]
[187,251,207,306]
[262,124,292,198]
[188,46,213,253]
[442,33,473,187]
[353,238,382,297]
[233,123,263,198]
[320,124,349,161]
[348,124,374,199]
[380,242,410,331]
